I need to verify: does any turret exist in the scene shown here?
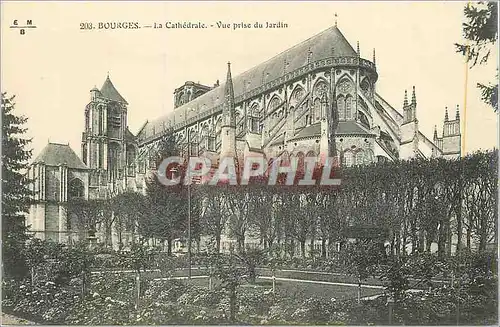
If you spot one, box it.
[90,86,100,101]
[441,105,461,159]
[400,86,419,159]
[411,86,416,106]
[220,62,237,160]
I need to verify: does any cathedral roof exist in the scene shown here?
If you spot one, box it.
[32,143,88,169]
[140,25,356,140]
[291,123,322,140]
[100,76,128,104]
[336,121,371,135]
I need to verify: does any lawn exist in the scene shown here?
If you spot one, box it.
[175,275,384,301]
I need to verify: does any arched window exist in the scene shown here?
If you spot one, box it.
[360,78,371,97]
[98,107,104,135]
[365,150,374,164]
[108,142,121,180]
[313,98,321,122]
[188,130,198,156]
[345,96,352,120]
[82,144,88,165]
[215,118,222,147]
[343,151,354,167]
[355,150,365,166]
[337,95,345,120]
[108,104,122,138]
[281,151,291,166]
[98,142,104,168]
[290,86,305,105]
[249,105,260,133]
[126,145,136,176]
[85,110,90,131]
[305,151,317,171]
[268,96,280,113]
[68,178,84,199]
[296,152,305,174]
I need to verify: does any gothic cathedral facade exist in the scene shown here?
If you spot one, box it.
[27,24,461,243]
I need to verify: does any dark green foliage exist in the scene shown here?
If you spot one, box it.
[2,92,32,279]
[2,251,497,325]
[111,191,148,245]
[455,1,498,111]
[66,198,111,238]
[144,129,190,255]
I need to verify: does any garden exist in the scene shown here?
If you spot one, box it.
[2,238,497,325]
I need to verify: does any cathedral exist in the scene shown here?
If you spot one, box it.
[27,24,461,244]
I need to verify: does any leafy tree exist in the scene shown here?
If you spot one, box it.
[208,253,247,322]
[112,191,148,246]
[456,1,498,111]
[66,198,110,242]
[224,185,251,254]
[339,239,385,303]
[2,92,32,279]
[234,248,266,284]
[60,241,95,295]
[144,128,188,254]
[197,185,228,253]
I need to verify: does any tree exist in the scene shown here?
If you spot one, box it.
[208,253,247,322]
[197,185,228,253]
[456,1,498,111]
[112,191,148,247]
[224,185,251,254]
[66,198,110,243]
[2,92,32,279]
[339,239,385,303]
[144,128,188,254]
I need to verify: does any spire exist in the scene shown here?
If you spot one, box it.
[433,125,438,140]
[225,61,234,102]
[373,48,376,65]
[334,12,338,27]
[356,41,360,57]
[224,62,235,127]
[444,107,449,121]
[411,86,416,106]
[455,104,460,120]
[403,90,408,107]
[100,74,128,104]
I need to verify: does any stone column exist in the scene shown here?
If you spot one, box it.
[58,205,67,244]
[103,142,108,170]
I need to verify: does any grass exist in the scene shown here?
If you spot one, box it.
[179,276,383,301]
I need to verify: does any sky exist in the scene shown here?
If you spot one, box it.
[1,1,498,159]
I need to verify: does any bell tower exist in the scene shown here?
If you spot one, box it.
[82,75,129,197]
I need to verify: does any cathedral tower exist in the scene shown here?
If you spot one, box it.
[82,75,130,197]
